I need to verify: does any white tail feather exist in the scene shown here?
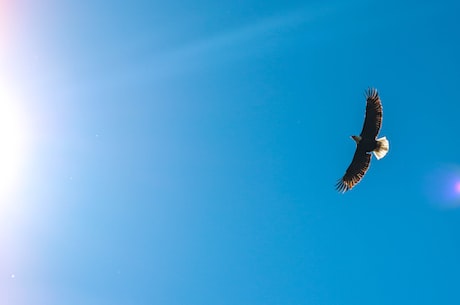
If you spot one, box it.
[373,136,389,160]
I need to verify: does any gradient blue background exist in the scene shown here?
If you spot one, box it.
[2,0,460,304]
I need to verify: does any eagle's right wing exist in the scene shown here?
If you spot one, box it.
[336,147,371,193]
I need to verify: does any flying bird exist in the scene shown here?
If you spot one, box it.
[336,88,389,192]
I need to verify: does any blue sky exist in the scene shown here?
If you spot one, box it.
[2,0,460,304]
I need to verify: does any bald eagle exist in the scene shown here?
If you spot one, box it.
[336,88,389,193]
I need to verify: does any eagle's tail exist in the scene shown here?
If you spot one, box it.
[373,136,389,160]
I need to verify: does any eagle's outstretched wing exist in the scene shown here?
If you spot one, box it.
[336,146,371,193]
[359,88,383,139]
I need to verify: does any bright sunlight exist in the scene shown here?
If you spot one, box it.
[0,92,29,201]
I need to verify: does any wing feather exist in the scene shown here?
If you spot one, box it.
[359,88,382,139]
[336,146,371,193]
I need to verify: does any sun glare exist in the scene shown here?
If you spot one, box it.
[0,93,29,201]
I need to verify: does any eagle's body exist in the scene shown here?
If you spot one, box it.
[352,136,378,153]
[336,88,389,193]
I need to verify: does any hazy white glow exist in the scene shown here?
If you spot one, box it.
[0,92,29,201]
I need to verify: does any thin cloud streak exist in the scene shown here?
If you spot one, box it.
[115,3,341,83]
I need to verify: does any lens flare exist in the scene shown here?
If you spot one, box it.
[425,165,460,209]
[455,181,460,194]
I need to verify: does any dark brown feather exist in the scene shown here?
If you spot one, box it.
[360,88,382,139]
[336,146,371,193]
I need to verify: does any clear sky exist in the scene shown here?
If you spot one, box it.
[1,0,460,304]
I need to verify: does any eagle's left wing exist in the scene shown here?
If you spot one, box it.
[359,88,383,139]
